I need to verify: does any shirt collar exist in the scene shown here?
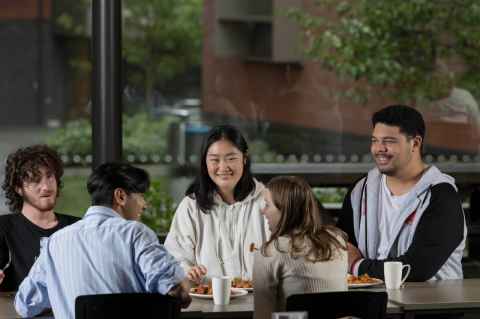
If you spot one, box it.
[84,205,122,219]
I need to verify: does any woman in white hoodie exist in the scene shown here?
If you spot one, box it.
[165,125,269,283]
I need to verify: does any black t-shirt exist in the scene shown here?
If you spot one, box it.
[0,213,79,291]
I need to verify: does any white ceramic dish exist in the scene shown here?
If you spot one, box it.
[348,279,383,288]
[190,288,249,299]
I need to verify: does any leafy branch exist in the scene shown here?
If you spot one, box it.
[289,0,480,103]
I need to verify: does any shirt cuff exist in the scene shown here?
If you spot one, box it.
[162,264,187,295]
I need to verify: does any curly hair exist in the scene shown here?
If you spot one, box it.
[2,144,63,213]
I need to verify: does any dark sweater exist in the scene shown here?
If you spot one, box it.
[0,213,79,291]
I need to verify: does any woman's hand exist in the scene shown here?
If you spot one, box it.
[0,270,4,285]
[187,265,207,284]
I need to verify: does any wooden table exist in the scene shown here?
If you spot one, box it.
[2,280,480,319]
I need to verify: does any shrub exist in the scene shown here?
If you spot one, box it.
[141,180,177,234]
[46,113,178,162]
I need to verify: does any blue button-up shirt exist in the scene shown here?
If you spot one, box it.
[14,206,185,319]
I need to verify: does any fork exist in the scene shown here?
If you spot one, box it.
[1,249,11,272]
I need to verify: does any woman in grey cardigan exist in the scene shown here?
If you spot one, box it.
[253,176,348,319]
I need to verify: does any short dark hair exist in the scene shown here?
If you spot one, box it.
[2,144,63,213]
[372,104,426,141]
[186,125,255,213]
[87,162,150,207]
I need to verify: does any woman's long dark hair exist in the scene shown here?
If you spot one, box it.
[262,176,347,262]
[186,125,255,213]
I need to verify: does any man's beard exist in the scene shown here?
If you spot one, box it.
[22,195,57,213]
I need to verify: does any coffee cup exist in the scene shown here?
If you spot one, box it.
[384,261,411,289]
[212,276,232,305]
[271,312,308,319]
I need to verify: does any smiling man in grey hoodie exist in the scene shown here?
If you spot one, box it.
[338,105,466,281]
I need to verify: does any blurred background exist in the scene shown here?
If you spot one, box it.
[1,1,480,270]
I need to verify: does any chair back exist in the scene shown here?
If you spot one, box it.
[75,293,180,319]
[286,290,388,319]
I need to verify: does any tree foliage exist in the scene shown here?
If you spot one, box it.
[46,113,178,161]
[123,0,202,103]
[289,0,480,103]
[54,0,203,103]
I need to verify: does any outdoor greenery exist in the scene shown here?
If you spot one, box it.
[313,187,348,205]
[249,140,280,163]
[54,0,203,105]
[289,0,480,103]
[142,180,177,235]
[46,114,282,165]
[46,113,178,162]
[56,175,90,217]
[123,0,202,105]
[57,174,177,234]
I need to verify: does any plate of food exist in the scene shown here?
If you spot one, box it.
[232,278,253,292]
[347,274,383,288]
[190,285,249,299]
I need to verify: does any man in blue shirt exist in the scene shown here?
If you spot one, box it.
[14,162,191,318]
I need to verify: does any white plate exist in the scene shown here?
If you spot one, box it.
[232,285,253,292]
[231,287,253,292]
[348,279,383,288]
[190,288,249,299]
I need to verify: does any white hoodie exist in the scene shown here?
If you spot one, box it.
[164,179,269,279]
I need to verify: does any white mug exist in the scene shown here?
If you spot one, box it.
[212,276,232,305]
[384,261,411,289]
[271,312,308,319]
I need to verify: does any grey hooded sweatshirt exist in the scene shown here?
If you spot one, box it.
[338,165,466,281]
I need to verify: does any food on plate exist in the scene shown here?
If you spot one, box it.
[232,277,253,289]
[347,273,381,284]
[190,284,212,295]
[191,278,253,295]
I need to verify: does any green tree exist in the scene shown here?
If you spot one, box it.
[290,0,480,103]
[123,0,202,105]
[55,0,202,106]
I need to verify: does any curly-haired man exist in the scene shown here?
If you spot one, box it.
[0,145,79,291]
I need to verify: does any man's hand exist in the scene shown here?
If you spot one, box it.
[0,270,4,285]
[187,265,207,285]
[347,242,363,271]
[168,279,192,308]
